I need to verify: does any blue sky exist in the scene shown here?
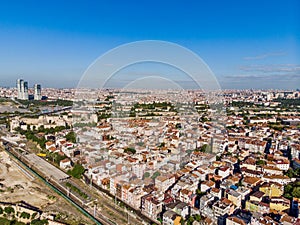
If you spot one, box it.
[0,0,299,89]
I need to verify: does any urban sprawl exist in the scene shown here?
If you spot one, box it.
[0,81,300,225]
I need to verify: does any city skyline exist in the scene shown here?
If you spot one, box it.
[1,2,300,224]
[0,1,299,89]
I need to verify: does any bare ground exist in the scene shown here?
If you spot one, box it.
[0,149,96,225]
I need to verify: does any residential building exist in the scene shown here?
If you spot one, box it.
[163,210,181,225]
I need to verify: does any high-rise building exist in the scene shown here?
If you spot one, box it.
[34,84,42,100]
[23,81,29,100]
[16,79,23,99]
[16,78,29,100]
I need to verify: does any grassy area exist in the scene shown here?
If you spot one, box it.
[274,98,300,108]
[66,182,89,199]
[16,99,73,107]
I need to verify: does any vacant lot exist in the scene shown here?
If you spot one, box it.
[0,149,95,225]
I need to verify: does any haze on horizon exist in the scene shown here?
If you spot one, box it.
[0,0,299,90]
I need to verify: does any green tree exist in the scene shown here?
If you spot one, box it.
[180,217,185,225]
[159,142,165,148]
[31,213,37,220]
[256,160,266,165]
[67,164,85,179]
[186,216,195,225]
[292,187,300,198]
[143,172,150,179]
[20,212,30,219]
[285,168,300,178]
[196,189,206,197]
[151,171,161,179]
[284,182,300,199]
[4,207,15,215]
[65,131,76,143]
[194,214,202,222]
[200,144,211,153]
[285,169,295,178]
[124,147,136,154]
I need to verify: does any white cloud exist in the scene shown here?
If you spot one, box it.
[243,51,286,60]
[239,64,300,73]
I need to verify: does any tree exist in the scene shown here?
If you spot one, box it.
[65,131,76,143]
[284,182,300,199]
[200,144,211,153]
[20,212,30,219]
[292,187,300,198]
[151,171,161,179]
[186,216,195,225]
[143,172,150,179]
[67,164,85,179]
[285,168,300,178]
[124,147,136,154]
[159,142,165,148]
[256,160,266,166]
[31,213,37,220]
[285,169,295,178]
[4,206,15,214]
[194,214,202,222]
[176,123,182,129]
[196,189,206,197]
[180,217,185,225]
[216,155,221,161]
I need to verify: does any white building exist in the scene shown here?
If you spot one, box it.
[16,78,29,100]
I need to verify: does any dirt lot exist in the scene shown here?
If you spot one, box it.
[0,149,95,225]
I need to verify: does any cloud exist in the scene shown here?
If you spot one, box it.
[224,73,300,80]
[243,51,286,60]
[239,64,300,73]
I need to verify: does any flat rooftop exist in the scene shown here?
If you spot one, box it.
[24,153,70,181]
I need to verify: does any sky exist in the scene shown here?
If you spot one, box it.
[0,0,299,90]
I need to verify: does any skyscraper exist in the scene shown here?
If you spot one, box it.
[34,84,42,100]
[16,78,29,100]
[23,81,29,100]
[16,79,23,99]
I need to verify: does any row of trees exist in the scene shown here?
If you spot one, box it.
[17,99,73,107]
[133,102,172,110]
